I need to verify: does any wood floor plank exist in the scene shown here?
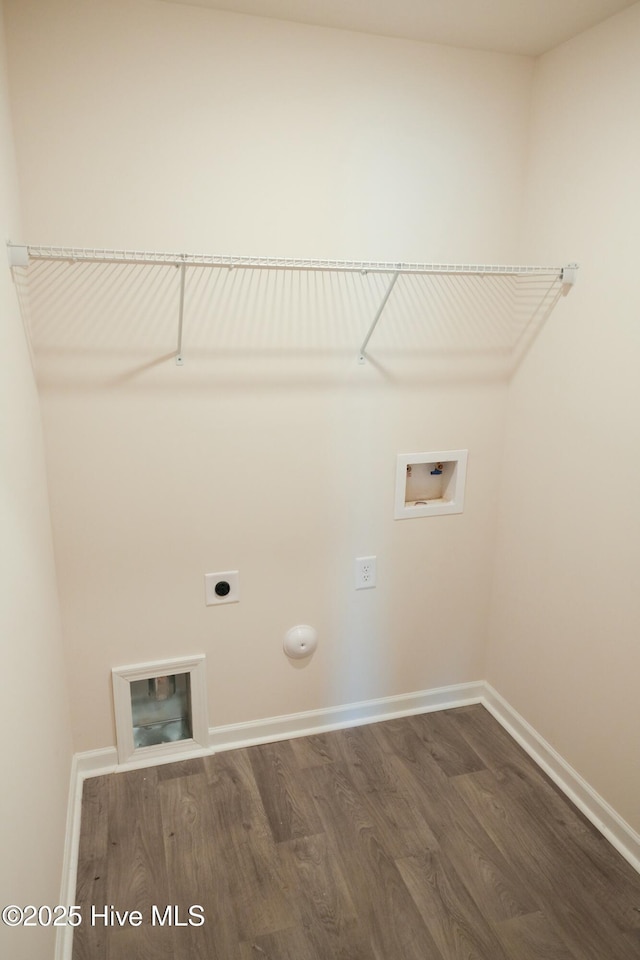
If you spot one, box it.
[289,731,343,768]
[277,833,370,960]
[159,769,238,960]
[156,757,206,781]
[203,749,295,942]
[471,740,640,935]
[72,776,110,960]
[407,710,487,778]
[453,767,640,960]
[447,705,569,800]
[495,911,582,960]
[308,761,445,960]
[375,717,538,921]
[341,749,439,858]
[434,784,539,924]
[334,722,392,768]
[238,924,321,960]
[505,763,640,935]
[247,738,323,843]
[447,697,637,929]
[396,850,512,960]
[445,704,530,767]
[103,767,175,960]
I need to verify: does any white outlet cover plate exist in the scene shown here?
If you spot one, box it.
[205,570,240,605]
[355,556,377,590]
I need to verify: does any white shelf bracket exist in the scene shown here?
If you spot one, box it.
[358,270,400,363]
[7,242,29,268]
[561,262,579,295]
[175,260,186,365]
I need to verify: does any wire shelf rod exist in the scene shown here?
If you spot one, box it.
[8,243,569,279]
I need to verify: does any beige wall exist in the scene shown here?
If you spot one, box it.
[4,0,535,752]
[6,0,531,262]
[0,5,74,958]
[489,3,640,833]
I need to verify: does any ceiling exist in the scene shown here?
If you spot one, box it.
[157,0,637,56]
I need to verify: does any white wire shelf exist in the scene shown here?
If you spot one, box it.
[7,243,578,363]
[9,243,568,277]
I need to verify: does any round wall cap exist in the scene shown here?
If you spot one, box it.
[283,624,318,659]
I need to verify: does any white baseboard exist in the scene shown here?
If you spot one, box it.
[58,676,640,959]
[483,682,640,874]
[75,745,119,776]
[55,753,80,960]
[209,681,485,751]
[55,748,118,960]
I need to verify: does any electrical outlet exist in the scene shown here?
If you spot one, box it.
[355,556,377,590]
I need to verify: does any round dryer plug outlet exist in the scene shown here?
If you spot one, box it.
[205,570,239,605]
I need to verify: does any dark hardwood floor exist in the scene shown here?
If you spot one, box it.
[73,705,640,959]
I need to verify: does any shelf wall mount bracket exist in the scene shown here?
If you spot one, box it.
[358,270,400,364]
[7,243,29,269]
[175,259,187,365]
[561,262,579,295]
